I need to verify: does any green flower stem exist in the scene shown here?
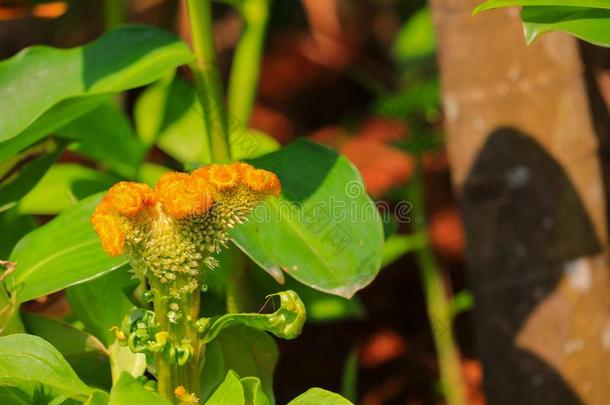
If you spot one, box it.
[104,0,125,29]
[186,0,232,163]
[227,0,272,125]
[150,276,202,403]
[406,165,467,405]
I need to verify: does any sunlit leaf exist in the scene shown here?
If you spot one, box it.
[0,334,92,402]
[7,193,126,303]
[109,373,169,405]
[205,371,245,405]
[0,25,193,161]
[231,140,384,298]
[287,388,353,405]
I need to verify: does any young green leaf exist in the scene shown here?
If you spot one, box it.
[0,334,92,402]
[240,376,270,405]
[198,290,305,343]
[0,25,193,161]
[287,388,353,405]
[109,373,170,405]
[200,326,278,403]
[204,371,245,405]
[231,140,384,298]
[7,193,127,303]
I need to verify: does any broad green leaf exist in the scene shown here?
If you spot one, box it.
[0,334,92,401]
[287,388,353,405]
[240,376,270,405]
[135,76,279,166]
[0,138,63,213]
[205,371,245,405]
[66,269,146,382]
[7,193,127,303]
[109,373,170,405]
[66,268,136,346]
[231,140,384,298]
[22,313,112,390]
[474,1,610,13]
[199,290,305,343]
[200,326,277,403]
[0,25,193,160]
[521,6,610,47]
[18,164,118,215]
[59,103,146,179]
[0,284,23,335]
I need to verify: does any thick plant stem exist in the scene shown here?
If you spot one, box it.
[104,0,125,29]
[151,278,202,403]
[186,0,232,162]
[227,0,271,125]
[407,166,466,405]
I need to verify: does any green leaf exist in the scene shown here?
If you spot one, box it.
[521,6,610,47]
[18,164,118,215]
[287,388,353,405]
[0,139,63,213]
[109,373,170,405]
[21,313,112,390]
[199,290,305,343]
[0,24,193,160]
[0,334,92,401]
[205,371,245,405]
[85,390,110,405]
[474,0,610,14]
[59,103,146,179]
[240,376,270,405]
[66,269,146,382]
[7,193,127,303]
[66,268,136,347]
[231,140,384,298]
[200,326,277,403]
[108,343,147,384]
[474,1,610,47]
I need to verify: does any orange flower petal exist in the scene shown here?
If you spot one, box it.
[207,164,239,191]
[155,172,214,219]
[241,167,281,196]
[105,182,156,217]
[90,213,125,256]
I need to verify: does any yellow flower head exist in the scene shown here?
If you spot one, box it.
[91,162,281,288]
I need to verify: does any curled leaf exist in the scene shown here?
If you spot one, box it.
[198,290,306,343]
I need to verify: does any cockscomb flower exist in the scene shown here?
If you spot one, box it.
[91,162,280,292]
